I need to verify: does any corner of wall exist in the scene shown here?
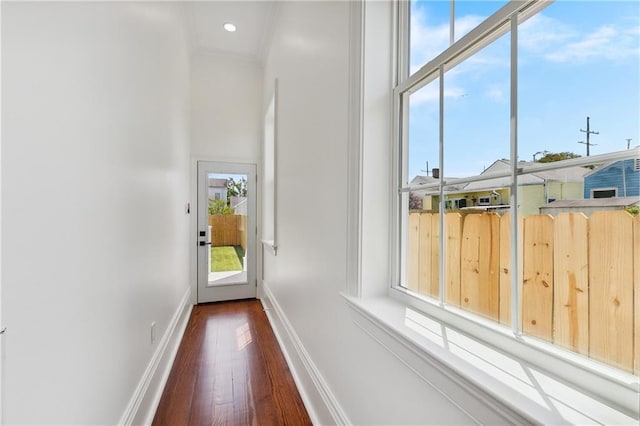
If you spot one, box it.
[119,287,193,426]
[260,282,351,426]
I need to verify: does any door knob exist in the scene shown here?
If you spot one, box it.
[199,241,212,246]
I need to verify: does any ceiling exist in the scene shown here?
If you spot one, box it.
[186,1,276,61]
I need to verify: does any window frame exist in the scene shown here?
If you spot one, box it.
[390,0,639,416]
[591,187,618,199]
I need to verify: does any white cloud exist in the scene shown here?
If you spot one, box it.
[454,15,486,42]
[545,25,640,63]
[410,8,485,71]
[485,87,506,103]
[410,8,449,70]
[520,13,639,64]
[519,14,576,54]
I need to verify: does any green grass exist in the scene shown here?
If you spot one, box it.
[211,246,244,272]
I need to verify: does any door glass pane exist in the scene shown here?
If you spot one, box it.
[207,172,248,286]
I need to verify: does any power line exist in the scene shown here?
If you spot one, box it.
[578,116,599,156]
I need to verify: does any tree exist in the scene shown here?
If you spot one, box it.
[409,192,423,210]
[227,177,247,199]
[536,151,581,163]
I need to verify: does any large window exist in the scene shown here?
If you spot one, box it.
[397,0,639,380]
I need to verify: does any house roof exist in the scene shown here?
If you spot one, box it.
[463,159,589,191]
[544,197,640,208]
[208,178,228,188]
[410,174,464,195]
[410,175,439,186]
[584,156,640,178]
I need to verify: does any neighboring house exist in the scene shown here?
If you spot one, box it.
[540,197,640,216]
[231,196,247,214]
[583,158,640,199]
[410,172,463,211]
[208,178,228,201]
[416,159,589,216]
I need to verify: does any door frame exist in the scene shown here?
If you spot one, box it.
[196,160,257,304]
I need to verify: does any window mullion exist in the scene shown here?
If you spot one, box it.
[509,13,520,335]
[438,65,445,305]
[449,0,455,46]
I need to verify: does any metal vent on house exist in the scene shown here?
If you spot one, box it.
[634,157,640,171]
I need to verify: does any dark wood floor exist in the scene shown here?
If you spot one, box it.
[152,299,312,426]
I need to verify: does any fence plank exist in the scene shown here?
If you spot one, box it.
[239,215,247,251]
[498,213,524,327]
[553,213,589,355]
[635,214,640,375]
[210,215,240,247]
[522,215,554,342]
[419,213,434,297]
[589,211,634,372]
[445,213,462,306]
[407,213,420,292]
[499,213,511,326]
[461,213,500,320]
[431,213,440,298]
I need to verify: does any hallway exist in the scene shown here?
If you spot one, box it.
[152,300,311,425]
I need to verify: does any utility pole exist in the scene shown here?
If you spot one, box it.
[626,138,632,149]
[579,116,599,156]
[421,161,430,176]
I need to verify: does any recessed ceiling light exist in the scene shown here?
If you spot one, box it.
[223,23,237,32]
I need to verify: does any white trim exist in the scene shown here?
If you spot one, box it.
[387,286,640,415]
[119,287,193,426]
[261,283,351,426]
[343,293,639,425]
[344,295,530,425]
[346,0,364,297]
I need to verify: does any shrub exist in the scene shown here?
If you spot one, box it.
[625,205,640,216]
[209,199,233,215]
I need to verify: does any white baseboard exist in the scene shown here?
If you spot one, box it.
[261,282,350,426]
[119,287,193,426]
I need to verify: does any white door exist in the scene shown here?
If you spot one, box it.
[197,161,257,303]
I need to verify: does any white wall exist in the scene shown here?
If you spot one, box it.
[190,53,262,161]
[262,2,480,424]
[1,2,191,424]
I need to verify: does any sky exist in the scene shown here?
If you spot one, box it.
[407,0,640,181]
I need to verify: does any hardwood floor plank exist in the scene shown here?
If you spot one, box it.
[152,299,311,426]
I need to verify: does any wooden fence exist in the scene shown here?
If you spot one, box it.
[208,214,247,250]
[407,210,639,374]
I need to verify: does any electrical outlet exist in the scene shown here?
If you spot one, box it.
[151,321,156,344]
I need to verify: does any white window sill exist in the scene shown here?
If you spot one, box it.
[341,292,639,425]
